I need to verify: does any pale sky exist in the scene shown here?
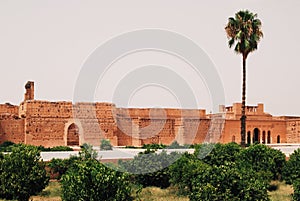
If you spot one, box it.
[0,1,299,116]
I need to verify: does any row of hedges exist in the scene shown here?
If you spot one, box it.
[4,142,300,200]
[118,143,287,200]
[0,141,73,152]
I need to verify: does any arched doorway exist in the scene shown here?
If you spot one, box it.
[67,123,79,146]
[253,128,260,143]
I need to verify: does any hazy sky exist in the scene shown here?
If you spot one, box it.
[0,1,299,116]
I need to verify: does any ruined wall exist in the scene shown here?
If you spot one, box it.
[286,119,300,143]
[23,101,73,147]
[184,118,210,144]
[0,115,25,143]
[114,108,209,146]
[0,96,298,147]
[22,101,118,147]
[0,104,24,144]
[76,103,117,146]
[0,104,19,116]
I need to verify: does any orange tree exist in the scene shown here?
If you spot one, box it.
[0,144,49,201]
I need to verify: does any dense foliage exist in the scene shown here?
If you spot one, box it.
[190,162,270,201]
[0,141,15,152]
[38,145,73,152]
[47,156,79,179]
[0,144,49,201]
[202,142,241,166]
[239,144,286,181]
[61,159,132,201]
[170,143,285,200]
[142,143,167,150]
[100,139,113,150]
[0,141,292,200]
[169,152,208,194]
[293,179,300,201]
[61,146,131,201]
[283,148,300,184]
[119,150,180,188]
[0,141,73,152]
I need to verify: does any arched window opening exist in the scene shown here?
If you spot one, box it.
[232,135,236,143]
[262,131,266,144]
[267,131,271,144]
[247,131,251,144]
[253,128,260,143]
[277,135,281,144]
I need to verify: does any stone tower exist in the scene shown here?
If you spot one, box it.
[24,81,34,101]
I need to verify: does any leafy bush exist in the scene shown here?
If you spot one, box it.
[49,146,73,151]
[0,142,73,152]
[142,143,167,150]
[293,179,300,201]
[119,150,180,189]
[0,141,15,152]
[168,141,190,149]
[239,144,286,181]
[61,159,132,201]
[202,142,242,166]
[283,148,300,184]
[100,139,113,150]
[169,152,209,194]
[190,162,270,201]
[47,156,79,180]
[38,145,73,152]
[0,144,49,201]
[79,143,98,160]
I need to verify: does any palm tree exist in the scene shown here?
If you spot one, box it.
[225,10,263,147]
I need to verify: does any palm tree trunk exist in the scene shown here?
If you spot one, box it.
[241,55,247,147]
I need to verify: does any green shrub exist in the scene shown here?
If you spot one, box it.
[50,146,73,151]
[0,141,15,152]
[202,142,242,166]
[293,179,300,201]
[61,159,132,201]
[169,152,209,194]
[283,148,300,184]
[47,156,79,180]
[239,144,286,181]
[37,145,73,152]
[79,143,98,160]
[119,150,180,189]
[142,143,167,150]
[100,139,113,150]
[0,144,49,201]
[190,162,270,201]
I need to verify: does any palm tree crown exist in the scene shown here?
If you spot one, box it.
[225,10,263,59]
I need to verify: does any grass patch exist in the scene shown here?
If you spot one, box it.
[31,181,62,201]
[134,186,189,201]
[0,180,294,201]
[269,181,293,201]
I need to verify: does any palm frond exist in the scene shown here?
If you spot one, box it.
[228,38,235,48]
